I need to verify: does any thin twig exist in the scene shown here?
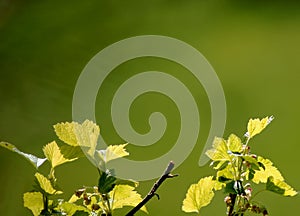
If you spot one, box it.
[125,161,178,216]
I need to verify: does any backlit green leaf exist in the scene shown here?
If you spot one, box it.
[252,156,284,184]
[54,122,79,146]
[182,176,216,214]
[35,172,62,195]
[59,202,90,215]
[23,192,44,216]
[206,137,230,162]
[0,142,47,169]
[43,141,77,168]
[54,120,100,158]
[109,185,147,213]
[266,176,297,196]
[246,116,274,138]
[227,134,243,153]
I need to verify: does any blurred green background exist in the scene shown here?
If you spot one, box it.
[0,0,300,215]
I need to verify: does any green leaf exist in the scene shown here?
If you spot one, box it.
[246,116,274,138]
[96,144,129,163]
[115,178,139,188]
[206,137,230,162]
[75,120,100,158]
[242,155,260,170]
[182,176,216,214]
[59,145,85,159]
[54,122,80,146]
[73,210,90,216]
[43,141,77,168]
[217,164,235,180]
[59,202,90,215]
[266,176,297,196]
[98,170,117,194]
[252,156,284,184]
[35,172,62,195]
[54,120,100,158]
[109,185,147,213]
[23,192,44,216]
[0,142,47,169]
[224,181,237,194]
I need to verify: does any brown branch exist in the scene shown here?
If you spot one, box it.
[125,161,178,216]
[228,193,237,216]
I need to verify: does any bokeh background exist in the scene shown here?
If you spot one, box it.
[0,0,300,215]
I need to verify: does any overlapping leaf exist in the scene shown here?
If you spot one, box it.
[206,137,230,162]
[23,192,44,216]
[0,142,47,169]
[35,172,62,195]
[43,141,77,168]
[227,134,243,153]
[182,176,216,214]
[54,120,100,158]
[109,185,147,213]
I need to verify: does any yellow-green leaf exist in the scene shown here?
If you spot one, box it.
[59,202,90,215]
[252,156,284,184]
[0,142,47,169]
[206,137,230,162]
[246,116,274,138]
[266,176,298,196]
[54,122,79,146]
[227,134,242,152]
[182,176,216,214]
[43,141,77,168]
[35,172,62,195]
[54,120,100,158]
[23,192,44,216]
[75,120,100,158]
[109,185,147,213]
[96,144,129,163]
[217,164,235,180]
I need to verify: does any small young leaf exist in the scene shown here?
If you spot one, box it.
[252,156,284,184]
[0,142,47,169]
[43,141,77,168]
[96,144,129,163]
[246,116,274,138]
[182,176,216,213]
[35,172,62,195]
[98,170,117,194]
[266,176,298,196]
[23,192,44,216]
[109,185,147,213]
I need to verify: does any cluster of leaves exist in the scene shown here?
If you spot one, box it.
[0,120,147,216]
[182,116,298,216]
